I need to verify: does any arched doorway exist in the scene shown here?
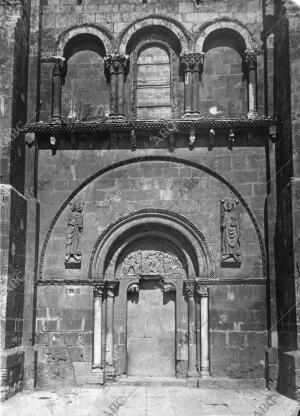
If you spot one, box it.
[88,209,215,381]
[118,237,184,377]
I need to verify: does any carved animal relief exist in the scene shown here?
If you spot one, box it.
[220,198,241,265]
[65,201,84,267]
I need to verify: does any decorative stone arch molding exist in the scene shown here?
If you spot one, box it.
[53,23,115,57]
[117,15,192,54]
[195,18,258,52]
[88,208,215,281]
[38,156,266,280]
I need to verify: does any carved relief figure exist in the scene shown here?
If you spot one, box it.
[65,201,84,263]
[220,198,241,262]
[144,251,164,274]
[121,249,184,277]
[123,250,142,275]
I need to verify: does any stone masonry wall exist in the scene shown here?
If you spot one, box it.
[35,140,268,386]
[0,0,30,401]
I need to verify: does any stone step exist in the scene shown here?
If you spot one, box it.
[115,376,197,387]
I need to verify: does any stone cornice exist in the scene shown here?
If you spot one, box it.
[36,278,266,286]
[25,117,277,136]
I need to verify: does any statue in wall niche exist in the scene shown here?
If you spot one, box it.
[220,198,241,263]
[65,201,84,264]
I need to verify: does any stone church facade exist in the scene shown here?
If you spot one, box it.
[1,0,300,403]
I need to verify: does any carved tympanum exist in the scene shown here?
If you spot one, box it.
[122,250,184,277]
[220,198,241,263]
[65,201,83,264]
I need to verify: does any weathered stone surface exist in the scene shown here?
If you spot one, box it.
[1,0,300,402]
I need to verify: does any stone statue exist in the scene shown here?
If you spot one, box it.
[65,201,84,263]
[220,198,241,262]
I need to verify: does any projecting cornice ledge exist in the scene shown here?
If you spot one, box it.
[25,116,278,135]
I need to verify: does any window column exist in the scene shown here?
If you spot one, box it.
[51,57,66,124]
[244,49,259,119]
[104,54,129,117]
[180,52,204,117]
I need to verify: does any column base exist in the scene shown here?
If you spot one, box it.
[188,369,199,378]
[182,112,200,119]
[247,110,259,119]
[51,116,63,124]
[88,368,104,385]
[107,114,126,122]
[200,368,211,378]
[104,365,116,381]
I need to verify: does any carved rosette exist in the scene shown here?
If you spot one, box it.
[196,284,209,297]
[106,281,119,297]
[104,54,130,78]
[244,49,258,70]
[93,283,105,298]
[184,280,195,298]
[180,52,205,73]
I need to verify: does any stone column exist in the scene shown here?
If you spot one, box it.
[51,57,66,124]
[93,283,105,369]
[104,54,129,118]
[105,281,119,369]
[244,50,258,119]
[184,280,198,377]
[197,284,210,378]
[180,53,204,116]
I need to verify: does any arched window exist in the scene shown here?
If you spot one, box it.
[200,29,247,118]
[62,34,109,121]
[135,44,172,119]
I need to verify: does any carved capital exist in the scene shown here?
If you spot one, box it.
[51,56,66,78]
[104,54,129,77]
[106,281,119,297]
[128,282,139,294]
[196,284,209,297]
[244,49,258,70]
[94,283,105,298]
[184,279,195,297]
[180,52,205,73]
[162,282,176,293]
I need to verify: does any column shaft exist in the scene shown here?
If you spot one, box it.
[185,280,197,377]
[52,60,65,123]
[117,70,125,116]
[200,292,210,377]
[185,70,193,114]
[93,285,104,368]
[245,50,258,118]
[248,68,257,114]
[106,293,114,365]
[192,70,199,113]
[110,71,118,116]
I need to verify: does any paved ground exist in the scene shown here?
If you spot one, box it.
[1,385,300,416]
